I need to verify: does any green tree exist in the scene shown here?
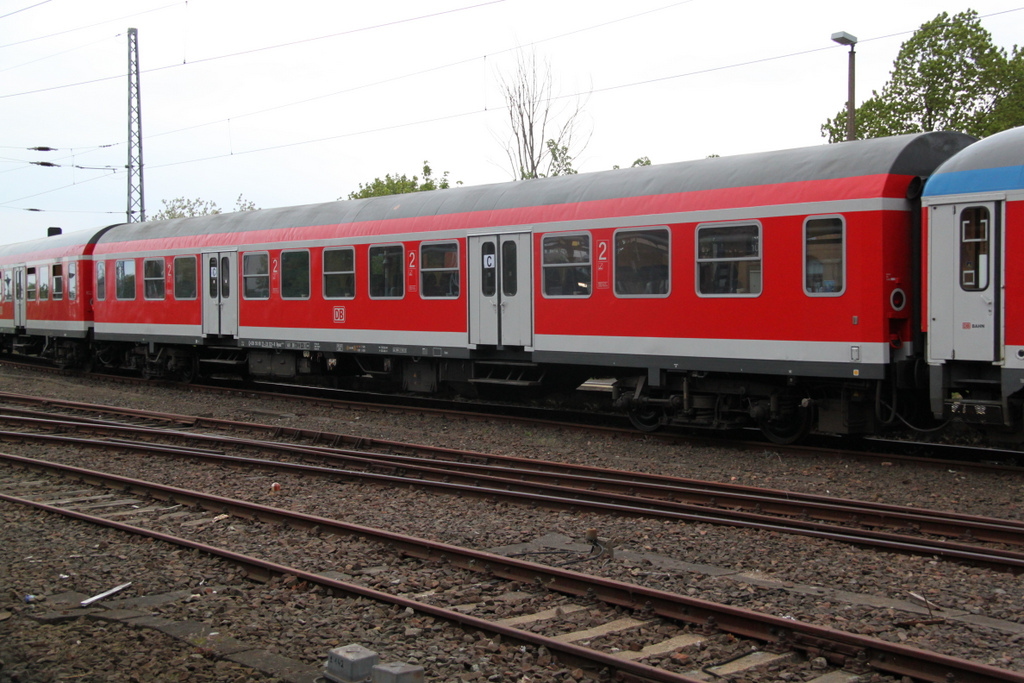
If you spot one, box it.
[344,161,458,199]
[151,194,258,220]
[546,140,577,176]
[612,157,652,170]
[821,10,1024,142]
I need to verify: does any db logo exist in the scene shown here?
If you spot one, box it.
[962,322,972,329]
[333,307,346,324]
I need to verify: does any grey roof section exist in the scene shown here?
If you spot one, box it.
[929,125,1024,175]
[0,224,119,259]
[87,131,967,245]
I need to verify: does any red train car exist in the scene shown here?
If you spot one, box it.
[81,131,972,440]
[0,226,107,367]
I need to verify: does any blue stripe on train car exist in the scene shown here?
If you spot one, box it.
[923,164,1024,197]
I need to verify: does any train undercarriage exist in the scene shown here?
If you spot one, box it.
[610,371,887,443]
[4,334,1018,443]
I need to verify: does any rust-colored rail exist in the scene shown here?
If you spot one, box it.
[2,454,1021,683]
[4,416,1024,573]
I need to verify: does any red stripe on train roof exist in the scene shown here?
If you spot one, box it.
[94,173,912,254]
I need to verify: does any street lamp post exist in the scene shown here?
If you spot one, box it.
[831,31,858,141]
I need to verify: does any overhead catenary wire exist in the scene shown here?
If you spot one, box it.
[0,0,509,100]
[2,2,196,49]
[0,0,53,21]
[5,4,1024,216]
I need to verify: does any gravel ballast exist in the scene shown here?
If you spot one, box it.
[2,366,1024,681]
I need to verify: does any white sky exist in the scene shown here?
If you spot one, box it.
[2,0,1023,246]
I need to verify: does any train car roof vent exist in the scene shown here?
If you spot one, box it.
[47,226,62,237]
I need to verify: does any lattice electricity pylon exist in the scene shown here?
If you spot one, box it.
[127,27,145,223]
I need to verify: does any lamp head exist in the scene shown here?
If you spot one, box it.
[831,31,858,46]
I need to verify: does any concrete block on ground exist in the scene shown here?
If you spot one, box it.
[324,643,379,682]
[372,662,425,683]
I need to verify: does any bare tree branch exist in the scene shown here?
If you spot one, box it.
[498,48,590,179]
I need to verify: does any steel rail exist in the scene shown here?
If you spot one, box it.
[0,493,700,683]
[2,456,1022,683]
[6,410,1024,549]
[4,428,1024,573]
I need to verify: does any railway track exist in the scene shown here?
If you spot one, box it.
[3,396,1024,573]
[3,360,1023,466]
[3,458,1021,683]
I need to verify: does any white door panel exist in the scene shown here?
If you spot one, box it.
[928,202,1000,362]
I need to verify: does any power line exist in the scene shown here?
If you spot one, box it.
[0,1,181,49]
[0,33,121,75]
[0,0,52,21]
[9,4,1024,214]
[0,0,507,100]
[2,167,119,208]
[5,0,696,151]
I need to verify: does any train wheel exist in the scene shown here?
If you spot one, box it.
[759,407,811,445]
[174,354,198,384]
[628,405,663,432]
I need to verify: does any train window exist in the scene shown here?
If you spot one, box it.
[0,270,7,301]
[39,265,49,301]
[52,264,63,301]
[369,244,403,299]
[542,234,591,297]
[220,256,231,297]
[960,206,990,291]
[67,262,77,301]
[115,260,136,300]
[804,217,845,296]
[324,248,355,299]
[26,268,37,301]
[143,258,166,300]
[173,256,197,299]
[420,242,459,299]
[481,242,496,297]
[696,223,761,296]
[614,227,670,297]
[243,252,270,299]
[281,250,310,299]
[96,261,106,301]
[501,240,517,297]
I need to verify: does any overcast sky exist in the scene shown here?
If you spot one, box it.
[3,0,1023,246]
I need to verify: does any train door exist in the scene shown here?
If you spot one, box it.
[202,251,238,338]
[12,266,26,329]
[468,232,532,347]
[928,201,1002,362]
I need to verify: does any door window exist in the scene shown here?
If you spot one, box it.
[220,256,231,298]
[481,242,496,297]
[501,240,517,297]
[960,206,990,291]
